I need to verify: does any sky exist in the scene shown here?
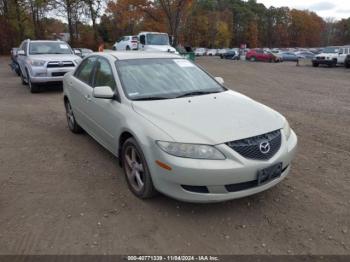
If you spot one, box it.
[256,0,350,20]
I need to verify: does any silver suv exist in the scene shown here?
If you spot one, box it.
[17,39,82,93]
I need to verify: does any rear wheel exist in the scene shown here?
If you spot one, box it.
[345,61,350,68]
[64,99,83,133]
[312,62,319,67]
[126,46,131,50]
[122,137,157,199]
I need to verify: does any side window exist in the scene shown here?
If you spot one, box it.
[75,56,97,85]
[93,58,116,90]
[22,42,28,54]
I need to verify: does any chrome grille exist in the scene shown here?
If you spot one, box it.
[226,130,281,160]
[47,61,74,68]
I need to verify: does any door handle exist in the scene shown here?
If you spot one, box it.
[84,94,92,102]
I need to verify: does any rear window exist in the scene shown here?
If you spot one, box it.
[132,36,138,41]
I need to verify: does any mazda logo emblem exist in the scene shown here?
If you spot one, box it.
[259,141,271,154]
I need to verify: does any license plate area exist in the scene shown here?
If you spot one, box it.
[257,162,283,186]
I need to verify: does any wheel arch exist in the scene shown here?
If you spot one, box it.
[118,131,134,166]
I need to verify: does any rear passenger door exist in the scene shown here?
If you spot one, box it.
[70,56,97,132]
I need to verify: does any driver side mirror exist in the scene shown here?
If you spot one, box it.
[17,50,25,56]
[215,77,224,85]
[93,86,115,99]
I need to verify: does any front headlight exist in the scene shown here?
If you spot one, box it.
[283,120,291,140]
[30,59,46,67]
[156,141,225,160]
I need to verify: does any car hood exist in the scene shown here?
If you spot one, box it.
[132,90,285,145]
[144,45,176,53]
[28,54,81,61]
[316,53,337,58]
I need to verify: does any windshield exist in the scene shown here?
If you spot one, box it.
[29,42,73,55]
[116,58,226,100]
[146,34,169,45]
[323,47,339,54]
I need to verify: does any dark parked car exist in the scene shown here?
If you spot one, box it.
[220,49,239,60]
[345,55,350,68]
[246,49,277,62]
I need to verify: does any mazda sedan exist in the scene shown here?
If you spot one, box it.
[63,51,297,203]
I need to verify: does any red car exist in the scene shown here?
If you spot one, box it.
[246,49,278,62]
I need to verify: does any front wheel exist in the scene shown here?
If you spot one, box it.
[28,74,40,93]
[122,138,157,199]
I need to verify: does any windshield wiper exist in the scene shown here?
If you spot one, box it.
[133,96,171,101]
[174,90,221,98]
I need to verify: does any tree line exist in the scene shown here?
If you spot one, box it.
[1,0,350,54]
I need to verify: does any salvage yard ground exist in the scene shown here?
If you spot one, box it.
[0,56,349,255]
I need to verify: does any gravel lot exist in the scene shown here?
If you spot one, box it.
[0,56,349,255]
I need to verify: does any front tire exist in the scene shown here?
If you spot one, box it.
[122,138,157,199]
[20,69,28,85]
[64,99,83,133]
[28,73,40,93]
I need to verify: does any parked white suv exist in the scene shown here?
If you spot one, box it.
[312,46,350,67]
[138,32,177,53]
[17,39,81,93]
[113,36,138,51]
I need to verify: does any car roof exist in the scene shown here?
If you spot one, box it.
[102,51,182,60]
[28,40,66,43]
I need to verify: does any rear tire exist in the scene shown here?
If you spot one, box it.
[126,46,131,50]
[122,137,157,199]
[312,62,319,67]
[345,62,350,68]
[64,99,83,134]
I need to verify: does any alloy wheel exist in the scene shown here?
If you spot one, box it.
[124,145,145,193]
[65,101,75,130]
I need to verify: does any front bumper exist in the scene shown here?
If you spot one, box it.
[146,130,297,203]
[312,59,334,65]
[28,66,76,83]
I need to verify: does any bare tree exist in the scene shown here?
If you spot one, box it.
[84,0,103,40]
[158,0,190,46]
[51,0,83,45]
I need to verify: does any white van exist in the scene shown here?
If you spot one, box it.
[137,32,177,53]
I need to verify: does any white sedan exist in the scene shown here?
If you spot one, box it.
[63,51,297,203]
